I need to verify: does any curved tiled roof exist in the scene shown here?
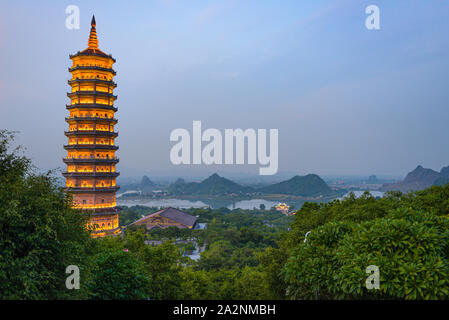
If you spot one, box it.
[129,207,197,228]
[159,207,197,227]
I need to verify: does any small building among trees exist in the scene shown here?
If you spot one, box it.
[127,207,197,230]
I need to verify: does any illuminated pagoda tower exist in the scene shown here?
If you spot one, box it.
[63,16,120,238]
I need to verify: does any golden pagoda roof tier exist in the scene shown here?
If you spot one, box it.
[67,91,117,99]
[82,206,122,215]
[71,203,118,212]
[69,51,115,62]
[63,157,119,164]
[90,226,121,235]
[64,130,118,137]
[68,66,117,75]
[62,172,120,178]
[64,144,119,150]
[68,78,117,87]
[66,104,118,112]
[91,225,120,233]
[66,186,120,193]
[65,116,118,124]
[75,206,119,213]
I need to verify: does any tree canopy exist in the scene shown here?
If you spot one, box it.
[2,129,449,300]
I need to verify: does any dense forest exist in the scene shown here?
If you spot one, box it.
[1,129,449,299]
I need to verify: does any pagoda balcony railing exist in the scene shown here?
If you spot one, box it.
[68,78,117,87]
[68,66,116,75]
[90,226,121,235]
[67,91,117,100]
[69,51,116,63]
[64,144,119,150]
[65,130,118,137]
[66,186,120,193]
[66,103,117,112]
[89,207,122,215]
[62,172,120,178]
[63,156,119,163]
[66,116,118,123]
[74,204,117,211]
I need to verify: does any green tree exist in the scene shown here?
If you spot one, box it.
[88,248,150,299]
[0,130,93,299]
[234,266,271,299]
[282,208,449,299]
[258,247,289,299]
[198,240,234,270]
[142,241,183,299]
[180,268,213,299]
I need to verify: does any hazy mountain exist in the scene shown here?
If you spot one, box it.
[119,175,156,193]
[168,173,254,195]
[257,174,333,197]
[367,175,379,184]
[141,175,154,187]
[380,165,442,192]
[433,166,449,187]
[167,173,337,197]
[434,177,449,186]
[173,178,186,185]
[440,166,449,178]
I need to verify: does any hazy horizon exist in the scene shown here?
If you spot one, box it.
[1,0,449,177]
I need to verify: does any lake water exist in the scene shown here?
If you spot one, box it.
[227,199,278,210]
[117,190,384,210]
[118,198,209,209]
[118,198,302,210]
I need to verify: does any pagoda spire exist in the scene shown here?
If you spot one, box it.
[87,15,98,49]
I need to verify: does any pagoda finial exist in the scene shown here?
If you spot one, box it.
[88,15,98,49]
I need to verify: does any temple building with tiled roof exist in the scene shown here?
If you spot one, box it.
[128,207,198,230]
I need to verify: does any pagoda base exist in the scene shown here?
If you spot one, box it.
[91,226,121,238]
[86,208,121,238]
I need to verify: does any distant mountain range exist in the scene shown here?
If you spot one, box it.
[119,175,156,194]
[168,173,336,197]
[168,173,254,195]
[367,175,379,184]
[380,165,449,192]
[258,174,332,197]
[119,165,449,197]
[435,166,449,186]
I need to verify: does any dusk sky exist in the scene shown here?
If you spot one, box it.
[1,0,448,178]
